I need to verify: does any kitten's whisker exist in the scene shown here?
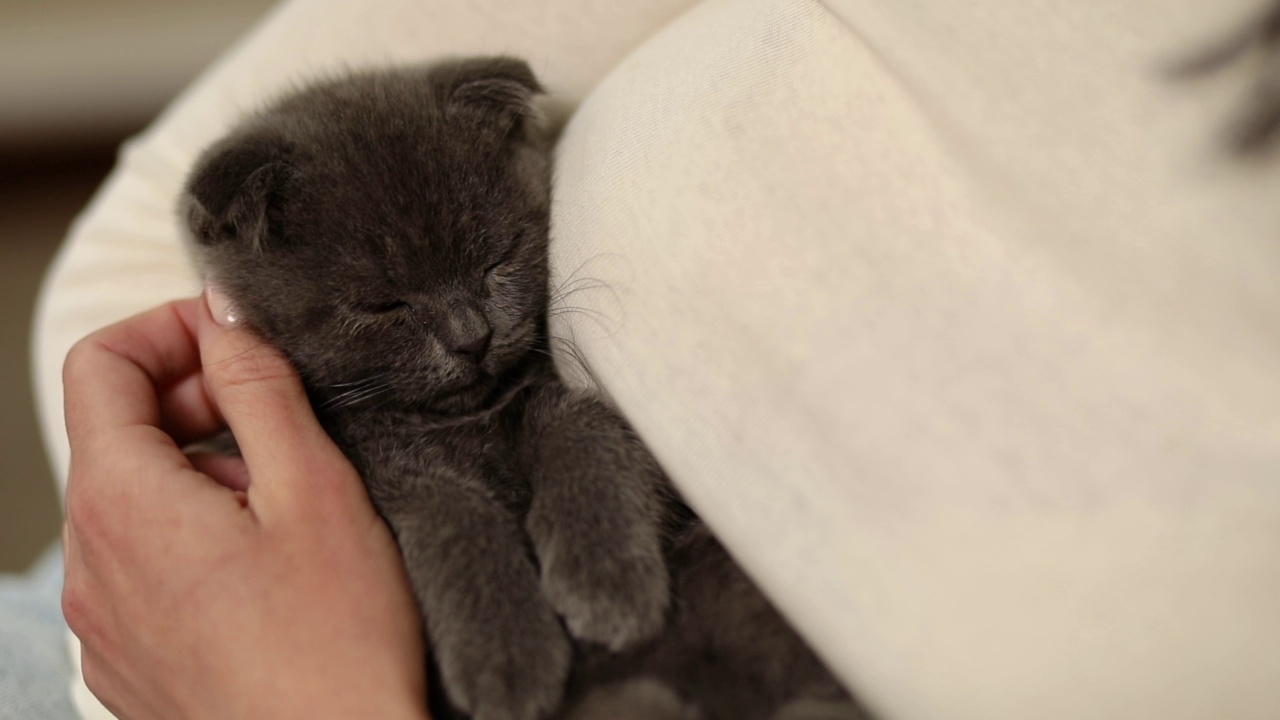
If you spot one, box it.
[319,375,388,407]
[349,389,394,428]
[552,254,617,289]
[548,268,625,331]
[329,392,388,412]
[343,384,393,406]
[326,376,385,389]
[547,305,610,322]
[322,380,394,410]
[548,335,590,360]
[343,392,391,419]
[547,305,618,339]
[548,278,611,305]
[529,335,596,386]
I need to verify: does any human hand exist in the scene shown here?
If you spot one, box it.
[60,292,428,720]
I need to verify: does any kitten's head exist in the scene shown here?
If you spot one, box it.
[182,57,550,412]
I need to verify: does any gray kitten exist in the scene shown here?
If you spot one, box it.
[181,57,860,720]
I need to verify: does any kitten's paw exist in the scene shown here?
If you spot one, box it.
[565,678,700,720]
[770,698,870,720]
[540,540,669,651]
[437,599,572,720]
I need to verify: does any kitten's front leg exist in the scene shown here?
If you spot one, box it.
[376,476,571,720]
[522,385,671,651]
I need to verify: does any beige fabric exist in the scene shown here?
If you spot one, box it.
[33,0,1280,718]
[552,1,1280,718]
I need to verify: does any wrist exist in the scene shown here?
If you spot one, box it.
[276,699,429,720]
[254,674,428,720]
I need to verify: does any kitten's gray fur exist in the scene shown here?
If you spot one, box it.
[181,57,861,720]
[1174,1,1280,152]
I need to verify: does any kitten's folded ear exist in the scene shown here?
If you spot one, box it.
[182,129,292,250]
[438,56,543,134]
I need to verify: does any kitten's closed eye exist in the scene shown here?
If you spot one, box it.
[358,300,412,315]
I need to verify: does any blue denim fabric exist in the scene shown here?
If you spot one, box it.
[0,545,77,719]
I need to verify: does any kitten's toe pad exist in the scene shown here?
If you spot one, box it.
[542,547,669,651]
[566,678,701,720]
[770,698,871,720]
[437,600,572,720]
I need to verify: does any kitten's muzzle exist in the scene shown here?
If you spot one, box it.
[437,302,492,365]
[451,328,492,363]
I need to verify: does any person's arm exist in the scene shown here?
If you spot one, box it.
[61,293,428,720]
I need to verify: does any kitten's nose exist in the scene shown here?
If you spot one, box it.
[451,328,492,361]
[441,304,492,363]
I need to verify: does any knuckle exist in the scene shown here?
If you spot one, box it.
[288,461,358,520]
[64,474,104,542]
[63,482,92,535]
[61,581,95,645]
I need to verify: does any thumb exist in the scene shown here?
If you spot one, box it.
[198,286,356,516]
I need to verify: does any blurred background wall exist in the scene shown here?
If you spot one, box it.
[0,0,276,572]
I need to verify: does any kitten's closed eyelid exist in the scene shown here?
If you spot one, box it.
[357,300,412,315]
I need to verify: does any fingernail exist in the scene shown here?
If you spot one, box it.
[204,283,239,326]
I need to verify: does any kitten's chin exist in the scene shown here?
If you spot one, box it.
[420,350,540,415]
[424,376,498,414]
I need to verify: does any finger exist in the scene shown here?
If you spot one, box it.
[187,453,250,492]
[157,370,226,447]
[196,287,356,514]
[63,299,205,448]
[62,298,229,447]
[62,299,210,538]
